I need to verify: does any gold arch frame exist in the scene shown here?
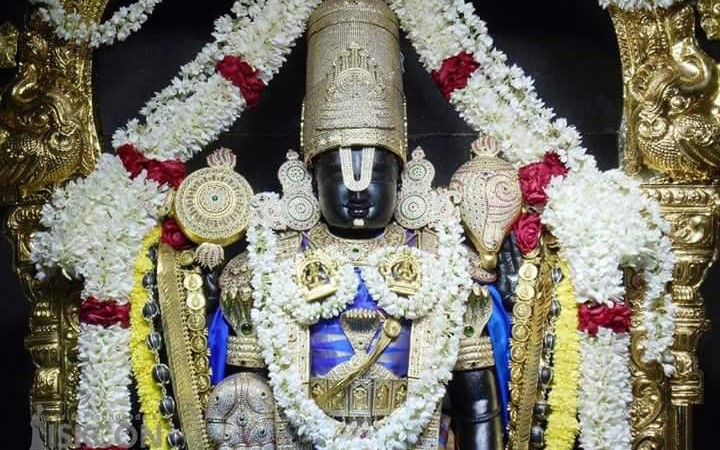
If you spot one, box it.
[1,1,718,449]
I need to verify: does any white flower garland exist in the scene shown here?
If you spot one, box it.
[543,169,676,374]
[112,0,321,162]
[31,154,167,303]
[246,213,471,450]
[270,255,359,325]
[32,0,163,48]
[577,329,633,450]
[76,323,133,447]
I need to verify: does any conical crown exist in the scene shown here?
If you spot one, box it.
[302,0,407,163]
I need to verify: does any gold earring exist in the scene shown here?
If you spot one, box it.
[279,150,321,231]
[395,147,435,230]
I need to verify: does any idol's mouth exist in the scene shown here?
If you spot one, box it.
[348,206,370,218]
[345,200,371,218]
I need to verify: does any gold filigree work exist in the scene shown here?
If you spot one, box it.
[303,0,406,162]
[157,244,212,449]
[450,136,522,270]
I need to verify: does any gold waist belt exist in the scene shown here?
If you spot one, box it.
[310,377,408,419]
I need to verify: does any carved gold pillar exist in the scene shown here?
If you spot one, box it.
[610,4,720,449]
[0,1,108,447]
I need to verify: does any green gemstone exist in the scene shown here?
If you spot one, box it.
[464,326,474,337]
[241,323,253,335]
[212,195,219,201]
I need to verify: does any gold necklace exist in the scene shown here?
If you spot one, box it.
[306,222,407,265]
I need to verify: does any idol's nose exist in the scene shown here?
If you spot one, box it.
[347,190,371,218]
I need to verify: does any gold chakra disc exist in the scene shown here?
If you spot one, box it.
[174,167,253,247]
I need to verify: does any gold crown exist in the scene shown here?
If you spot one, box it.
[302,0,407,163]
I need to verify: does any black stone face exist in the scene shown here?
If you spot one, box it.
[312,147,401,236]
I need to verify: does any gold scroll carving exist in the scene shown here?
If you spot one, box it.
[610,4,720,181]
[0,4,103,204]
[0,1,107,448]
[4,205,82,446]
[610,4,720,449]
[697,0,720,41]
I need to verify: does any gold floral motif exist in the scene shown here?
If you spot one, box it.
[307,222,405,265]
[610,4,720,180]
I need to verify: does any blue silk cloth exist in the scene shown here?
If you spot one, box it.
[208,306,230,386]
[310,268,412,377]
[487,284,512,429]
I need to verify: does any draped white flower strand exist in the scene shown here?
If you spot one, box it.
[113,0,321,162]
[31,154,167,303]
[247,212,472,450]
[577,329,633,450]
[32,0,163,48]
[76,323,133,447]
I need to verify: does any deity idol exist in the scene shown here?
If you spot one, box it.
[170,1,529,449]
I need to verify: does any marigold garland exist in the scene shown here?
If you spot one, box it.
[128,227,171,450]
[545,261,580,450]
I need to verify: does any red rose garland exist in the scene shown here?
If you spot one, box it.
[216,55,267,108]
[161,218,193,250]
[117,144,187,188]
[578,303,632,336]
[431,52,480,99]
[518,151,569,207]
[80,297,131,329]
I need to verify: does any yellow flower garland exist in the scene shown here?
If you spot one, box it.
[129,228,171,450]
[544,260,581,449]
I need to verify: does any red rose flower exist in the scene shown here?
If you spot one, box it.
[117,143,147,177]
[513,212,543,254]
[431,52,480,99]
[543,151,569,177]
[161,218,193,250]
[79,297,130,328]
[518,151,569,207]
[518,162,553,206]
[216,55,266,108]
[578,303,632,336]
[146,159,187,189]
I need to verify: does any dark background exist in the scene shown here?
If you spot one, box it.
[0,0,717,448]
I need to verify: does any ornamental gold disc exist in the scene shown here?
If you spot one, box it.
[174,167,253,246]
